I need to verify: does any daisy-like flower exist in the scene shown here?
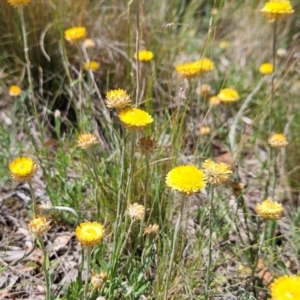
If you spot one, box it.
[127,203,145,221]
[268,133,289,148]
[91,272,108,289]
[271,275,300,300]
[261,0,294,23]
[118,108,153,130]
[28,216,51,238]
[209,95,221,106]
[259,63,274,75]
[75,221,105,249]
[6,0,30,7]
[144,224,159,235]
[134,50,154,62]
[9,85,22,96]
[175,58,214,79]
[199,126,211,136]
[166,165,206,195]
[77,133,98,149]
[202,159,233,186]
[83,61,100,71]
[105,89,131,110]
[218,88,240,103]
[255,198,283,220]
[136,137,158,156]
[64,26,87,43]
[9,157,37,182]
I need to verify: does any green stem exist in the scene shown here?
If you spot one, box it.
[205,185,214,300]
[83,248,92,300]
[38,237,51,300]
[135,0,140,106]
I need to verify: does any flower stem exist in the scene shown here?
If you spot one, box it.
[83,248,91,300]
[205,185,214,300]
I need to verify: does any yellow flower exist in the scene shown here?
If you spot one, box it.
[6,0,30,7]
[218,88,240,103]
[175,58,214,79]
[77,133,98,149]
[270,275,300,300]
[118,108,153,130]
[199,126,211,136]
[28,216,51,238]
[144,224,159,235]
[202,159,233,186]
[261,0,294,22]
[209,95,221,106]
[166,165,206,195]
[9,85,22,96]
[64,27,87,43]
[91,272,108,289]
[9,157,37,182]
[75,222,105,249]
[83,61,99,71]
[134,50,154,62]
[259,63,274,75]
[105,89,131,110]
[268,133,288,148]
[127,203,145,221]
[255,198,283,220]
[136,137,158,156]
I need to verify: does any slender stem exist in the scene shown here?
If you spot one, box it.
[205,185,214,300]
[135,0,140,106]
[163,194,185,300]
[28,181,38,216]
[38,237,51,300]
[269,21,277,134]
[83,248,91,300]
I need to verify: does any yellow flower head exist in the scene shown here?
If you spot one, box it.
[91,272,108,289]
[268,133,288,148]
[9,157,37,182]
[64,27,87,43]
[144,223,159,235]
[118,108,153,130]
[202,159,233,186]
[218,88,240,103]
[105,89,131,110]
[166,165,207,195]
[127,203,145,221]
[209,95,221,106]
[136,137,158,156]
[261,0,294,22]
[259,63,274,75]
[134,50,154,62]
[28,216,51,238]
[271,275,300,300]
[9,85,22,96]
[77,133,98,149]
[75,221,105,249]
[255,198,283,220]
[6,0,30,7]
[199,126,211,136]
[83,61,99,71]
[175,58,214,79]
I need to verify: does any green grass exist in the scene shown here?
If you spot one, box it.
[0,0,300,299]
